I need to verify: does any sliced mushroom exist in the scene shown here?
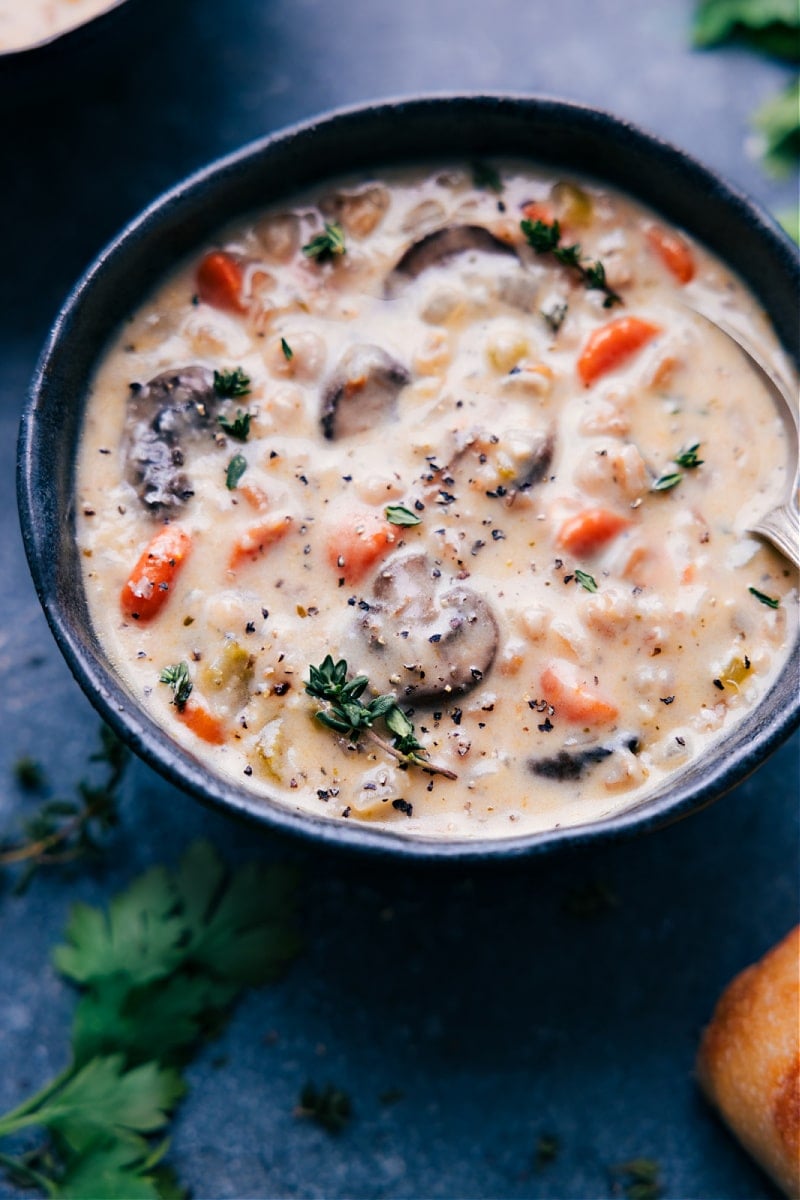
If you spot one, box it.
[529,734,639,780]
[353,552,498,700]
[511,430,555,490]
[123,366,219,511]
[385,224,519,297]
[321,344,410,440]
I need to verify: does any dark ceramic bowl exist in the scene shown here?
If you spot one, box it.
[17,95,800,860]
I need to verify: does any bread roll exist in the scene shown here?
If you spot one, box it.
[697,926,800,1198]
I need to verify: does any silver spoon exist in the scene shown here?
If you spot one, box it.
[687,296,799,569]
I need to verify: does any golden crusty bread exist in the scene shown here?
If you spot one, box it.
[697,925,800,1198]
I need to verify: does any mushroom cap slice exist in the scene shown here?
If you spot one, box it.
[385,224,519,297]
[353,552,499,700]
[124,365,218,511]
[321,344,410,440]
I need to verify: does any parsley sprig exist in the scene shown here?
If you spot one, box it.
[521,217,622,307]
[0,842,301,1199]
[1,726,128,893]
[305,655,457,779]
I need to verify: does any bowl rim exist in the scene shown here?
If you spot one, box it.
[17,91,800,862]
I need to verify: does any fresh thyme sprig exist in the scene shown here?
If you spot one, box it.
[302,222,346,262]
[305,656,457,779]
[0,726,128,893]
[213,368,251,399]
[521,217,622,307]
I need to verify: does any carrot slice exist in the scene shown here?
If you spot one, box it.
[557,508,630,556]
[228,515,293,570]
[646,224,696,285]
[196,250,246,312]
[540,660,619,725]
[176,700,227,745]
[577,316,661,386]
[521,200,555,225]
[326,508,397,584]
[120,526,191,622]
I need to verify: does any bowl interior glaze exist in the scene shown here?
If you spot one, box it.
[17,95,800,860]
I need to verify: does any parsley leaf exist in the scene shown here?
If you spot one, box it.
[213,368,251,399]
[302,222,346,261]
[1,840,301,1198]
[692,0,800,59]
[754,77,800,173]
[385,504,422,527]
[226,454,248,490]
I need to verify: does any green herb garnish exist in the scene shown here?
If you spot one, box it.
[385,504,422,527]
[297,1082,352,1133]
[534,1133,560,1168]
[673,442,703,468]
[471,161,503,192]
[214,368,251,398]
[1,727,128,894]
[692,0,799,60]
[302,222,346,261]
[755,77,800,174]
[13,756,46,792]
[652,471,683,492]
[521,217,622,307]
[305,655,456,779]
[610,1157,664,1200]
[0,841,300,1199]
[749,585,780,608]
[159,661,193,710]
[281,336,294,361]
[574,569,598,593]
[226,454,248,490]
[218,409,251,441]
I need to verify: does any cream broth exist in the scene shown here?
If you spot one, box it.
[76,164,798,840]
[0,0,115,51]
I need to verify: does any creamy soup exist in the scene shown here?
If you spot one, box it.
[0,0,115,51]
[75,163,798,839]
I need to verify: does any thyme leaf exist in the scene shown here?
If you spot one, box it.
[673,442,703,468]
[574,569,598,593]
[281,337,294,360]
[652,471,683,492]
[302,222,346,261]
[749,585,780,608]
[218,409,251,441]
[471,161,503,192]
[226,454,248,490]
[385,504,422,527]
[213,368,251,399]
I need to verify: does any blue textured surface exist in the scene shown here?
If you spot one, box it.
[0,1,797,1197]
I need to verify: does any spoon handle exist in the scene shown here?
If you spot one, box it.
[750,502,800,570]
